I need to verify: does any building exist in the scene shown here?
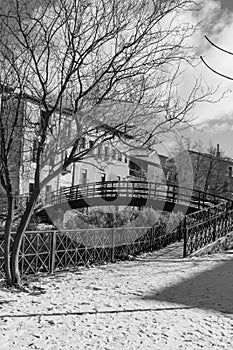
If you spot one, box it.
[165,144,233,199]
[0,91,164,201]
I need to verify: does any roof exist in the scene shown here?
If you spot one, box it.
[129,150,162,167]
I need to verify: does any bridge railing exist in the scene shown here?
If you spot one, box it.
[0,223,182,278]
[1,181,228,214]
[38,181,227,210]
[183,201,233,257]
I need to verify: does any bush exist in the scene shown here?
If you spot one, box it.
[63,207,184,231]
[126,207,160,228]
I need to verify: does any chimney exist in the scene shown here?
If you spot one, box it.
[216,144,220,157]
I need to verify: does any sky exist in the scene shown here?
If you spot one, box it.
[176,0,233,158]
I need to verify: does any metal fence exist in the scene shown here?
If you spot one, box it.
[39,181,228,210]
[0,224,182,278]
[183,201,233,257]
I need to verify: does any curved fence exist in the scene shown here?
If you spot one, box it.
[1,181,233,279]
[183,201,233,256]
[0,223,182,278]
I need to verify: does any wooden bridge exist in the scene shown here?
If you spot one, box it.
[36,180,228,218]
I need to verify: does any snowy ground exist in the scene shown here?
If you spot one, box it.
[0,242,233,349]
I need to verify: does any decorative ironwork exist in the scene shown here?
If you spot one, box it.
[183,201,233,257]
[18,231,52,275]
[0,223,182,278]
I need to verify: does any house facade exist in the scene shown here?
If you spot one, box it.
[1,93,165,201]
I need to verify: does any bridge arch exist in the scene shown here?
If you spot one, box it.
[36,181,227,221]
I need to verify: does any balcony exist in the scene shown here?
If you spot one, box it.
[129,169,147,181]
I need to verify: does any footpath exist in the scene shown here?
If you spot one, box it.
[0,241,233,350]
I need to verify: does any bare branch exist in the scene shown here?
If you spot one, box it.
[200,55,233,81]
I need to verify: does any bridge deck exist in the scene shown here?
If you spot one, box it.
[37,181,226,216]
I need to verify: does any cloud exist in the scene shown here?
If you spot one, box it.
[208,122,233,134]
[196,115,233,135]
[176,1,233,126]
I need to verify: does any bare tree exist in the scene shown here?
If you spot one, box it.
[0,0,214,286]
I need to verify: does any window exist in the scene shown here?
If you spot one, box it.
[125,155,128,163]
[101,173,106,183]
[97,145,102,158]
[29,183,34,194]
[112,149,116,160]
[46,185,52,193]
[117,152,122,162]
[104,146,109,160]
[32,139,38,163]
[80,137,86,149]
[45,185,52,201]
[65,120,72,139]
[89,140,94,149]
[223,181,229,192]
[80,169,87,185]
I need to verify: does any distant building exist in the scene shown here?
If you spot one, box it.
[165,144,233,199]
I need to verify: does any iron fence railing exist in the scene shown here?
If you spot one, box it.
[1,182,229,225]
[183,201,233,257]
[0,224,182,278]
[36,181,228,212]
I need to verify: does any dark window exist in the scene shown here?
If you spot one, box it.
[223,181,229,192]
[89,140,94,149]
[125,155,128,163]
[32,139,38,162]
[117,152,122,162]
[46,185,52,193]
[29,183,34,194]
[112,149,116,160]
[80,137,86,149]
[104,146,109,160]
[101,173,106,183]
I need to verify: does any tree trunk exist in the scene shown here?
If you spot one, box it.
[4,194,14,286]
[10,189,40,286]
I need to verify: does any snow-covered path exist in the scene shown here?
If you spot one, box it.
[0,242,233,349]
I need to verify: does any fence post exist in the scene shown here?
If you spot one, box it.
[212,218,216,242]
[198,191,201,209]
[173,185,176,202]
[177,220,182,242]
[111,229,115,262]
[166,185,170,200]
[50,231,56,273]
[154,184,157,199]
[182,216,187,258]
